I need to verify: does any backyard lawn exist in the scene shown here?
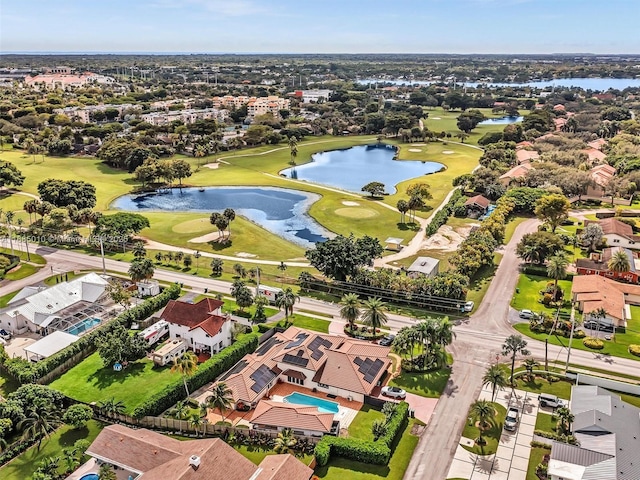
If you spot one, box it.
[461,402,507,455]
[0,420,103,480]
[347,405,386,440]
[314,418,423,480]
[49,352,179,414]
[388,366,451,397]
[511,274,573,316]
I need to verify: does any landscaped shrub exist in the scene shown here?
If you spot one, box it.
[573,329,586,339]
[583,337,604,350]
[629,345,640,357]
[534,429,577,445]
[425,189,463,236]
[0,283,181,384]
[132,332,259,418]
[343,324,385,340]
[314,401,408,466]
[256,323,272,333]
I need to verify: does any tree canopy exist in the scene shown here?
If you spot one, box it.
[37,179,96,209]
[305,234,383,281]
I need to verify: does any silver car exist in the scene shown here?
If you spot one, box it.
[504,407,520,431]
[381,386,407,399]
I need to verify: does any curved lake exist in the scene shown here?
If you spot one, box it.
[479,115,523,125]
[111,187,333,248]
[357,78,640,91]
[280,144,444,193]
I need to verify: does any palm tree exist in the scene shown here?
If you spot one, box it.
[277,261,287,286]
[275,287,300,322]
[223,208,235,239]
[18,406,61,450]
[396,199,409,224]
[206,382,234,425]
[37,455,60,476]
[608,249,631,274]
[361,297,388,331]
[274,428,297,454]
[132,241,147,259]
[502,335,531,385]
[287,136,298,167]
[555,406,574,436]
[171,351,199,397]
[482,365,508,402]
[522,358,539,381]
[470,400,496,446]
[5,211,14,255]
[546,253,568,300]
[23,199,38,225]
[98,398,126,416]
[339,293,361,331]
[128,258,155,283]
[437,317,455,360]
[189,412,203,437]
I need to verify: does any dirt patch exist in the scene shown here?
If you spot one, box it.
[411,423,426,436]
[442,150,455,154]
[422,224,479,252]
[408,148,422,152]
[204,163,219,169]
[341,200,360,206]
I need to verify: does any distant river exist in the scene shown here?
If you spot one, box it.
[357,78,640,91]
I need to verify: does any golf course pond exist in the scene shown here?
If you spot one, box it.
[111,186,334,248]
[280,144,444,193]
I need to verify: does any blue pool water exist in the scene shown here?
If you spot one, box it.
[283,392,340,414]
[111,186,332,248]
[66,317,101,336]
[280,144,444,194]
[79,474,99,480]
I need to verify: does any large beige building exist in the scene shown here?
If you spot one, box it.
[212,95,290,117]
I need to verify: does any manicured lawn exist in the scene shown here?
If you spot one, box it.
[512,374,572,400]
[535,412,556,434]
[511,274,573,316]
[44,270,84,286]
[315,418,422,480]
[513,322,640,362]
[4,262,41,281]
[620,393,640,408]
[348,405,386,440]
[389,367,451,398]
[422,107,510,146]
[0,289,19,308]
[504,215,531,244]
[0,420,103,480]
[267,313,331,333]
[49,351,180,414]
[526,446,551,480]
[0,245,46,265]
[461,402,507,455]
[466,253,502,310]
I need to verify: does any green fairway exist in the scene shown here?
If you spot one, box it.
[49,351,180,414]
[0,420,103,480]
[314,418,422,480]
[422,107,510,146]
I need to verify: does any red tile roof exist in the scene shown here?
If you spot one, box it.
[254,454,313,480]
[464,195,491,209]
[162,298,226,336]
[251,400,334,433]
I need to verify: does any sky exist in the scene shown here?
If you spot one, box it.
[1,0,639,54]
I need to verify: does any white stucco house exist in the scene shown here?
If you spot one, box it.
[160,298,233,356]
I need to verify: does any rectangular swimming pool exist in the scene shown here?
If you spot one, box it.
[66,317,101,336]
[283,392,339,414]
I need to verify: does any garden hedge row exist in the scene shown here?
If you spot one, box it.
[425,189,463,236]
[314,401,409,466]
[132,332,259,418]
[0,283,182,384]
[534,429,577,445]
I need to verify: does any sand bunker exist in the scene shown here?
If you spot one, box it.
[189,232,222,243]
[442,150,455,154]
[411,143,427,146]
[422,224,479,252]
[204,163,219,169]
[431,117,441,120]
[236,252,257,258]
[408,148,422,152]
[341,201,360,206]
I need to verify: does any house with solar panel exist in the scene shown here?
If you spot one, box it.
[215,326,392,411]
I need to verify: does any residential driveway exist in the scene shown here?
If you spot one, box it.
[404,393,438,424]
[446,388,539,480]
[3,332,40,360]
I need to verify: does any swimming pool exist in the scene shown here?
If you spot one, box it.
[66,317,101,336]
[283,392,339,414]
[79,473,99,480]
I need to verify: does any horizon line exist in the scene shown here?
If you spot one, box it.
[3,51,640,56]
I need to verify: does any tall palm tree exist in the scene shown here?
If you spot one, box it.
[502,335,531,385]
[555,407,574,436]
[522,358,539,381]
[189,412,203,437]
[339,293,361,331]
[482,365,508,402]
[287,136,298,167]
[470,400,496,445]
[437,317,455,352]
[608,249,631,274]
[171,351,199,397]
[361,297,388,330]
[128,258,155,283]
[275,287,300,322]
[5,211,14,255]
[223,208,235,239]
[132,241,147,259]
[206,382,234,424]
[396,199,409,224]
[546,253,568,300]
[18,406,61,450]
[274,428,297,454]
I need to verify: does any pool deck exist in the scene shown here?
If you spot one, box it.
[66,458,135,480]
[267,383,364,411]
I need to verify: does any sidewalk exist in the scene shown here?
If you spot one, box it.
[447,387,540,480]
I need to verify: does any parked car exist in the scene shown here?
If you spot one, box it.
[381,386,407,399]
[378,335,395,347]
[504,407,520,431]
[0,329,11,340]
[583,321,614,333]
[464,301,475,312]
[519,309,535,319]
[538,393,566,409]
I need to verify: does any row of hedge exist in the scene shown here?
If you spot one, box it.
[425,189,463,236]
[314,401,409,466]
[534,429,577,445]
[0,283,182,384]
[131,332,260,418]
[0,252,20,274]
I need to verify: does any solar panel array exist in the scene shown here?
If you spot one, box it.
[255,337,283,356]
[250,364,276,393]
[282,352,309,368]
[219,359,248,381]
[357,357,385,384]
[284,333,309,350]
[308,336,332,361]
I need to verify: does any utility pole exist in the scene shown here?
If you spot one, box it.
[564,307,577,373]
[255,266,261,297]
[99,236,106,275]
